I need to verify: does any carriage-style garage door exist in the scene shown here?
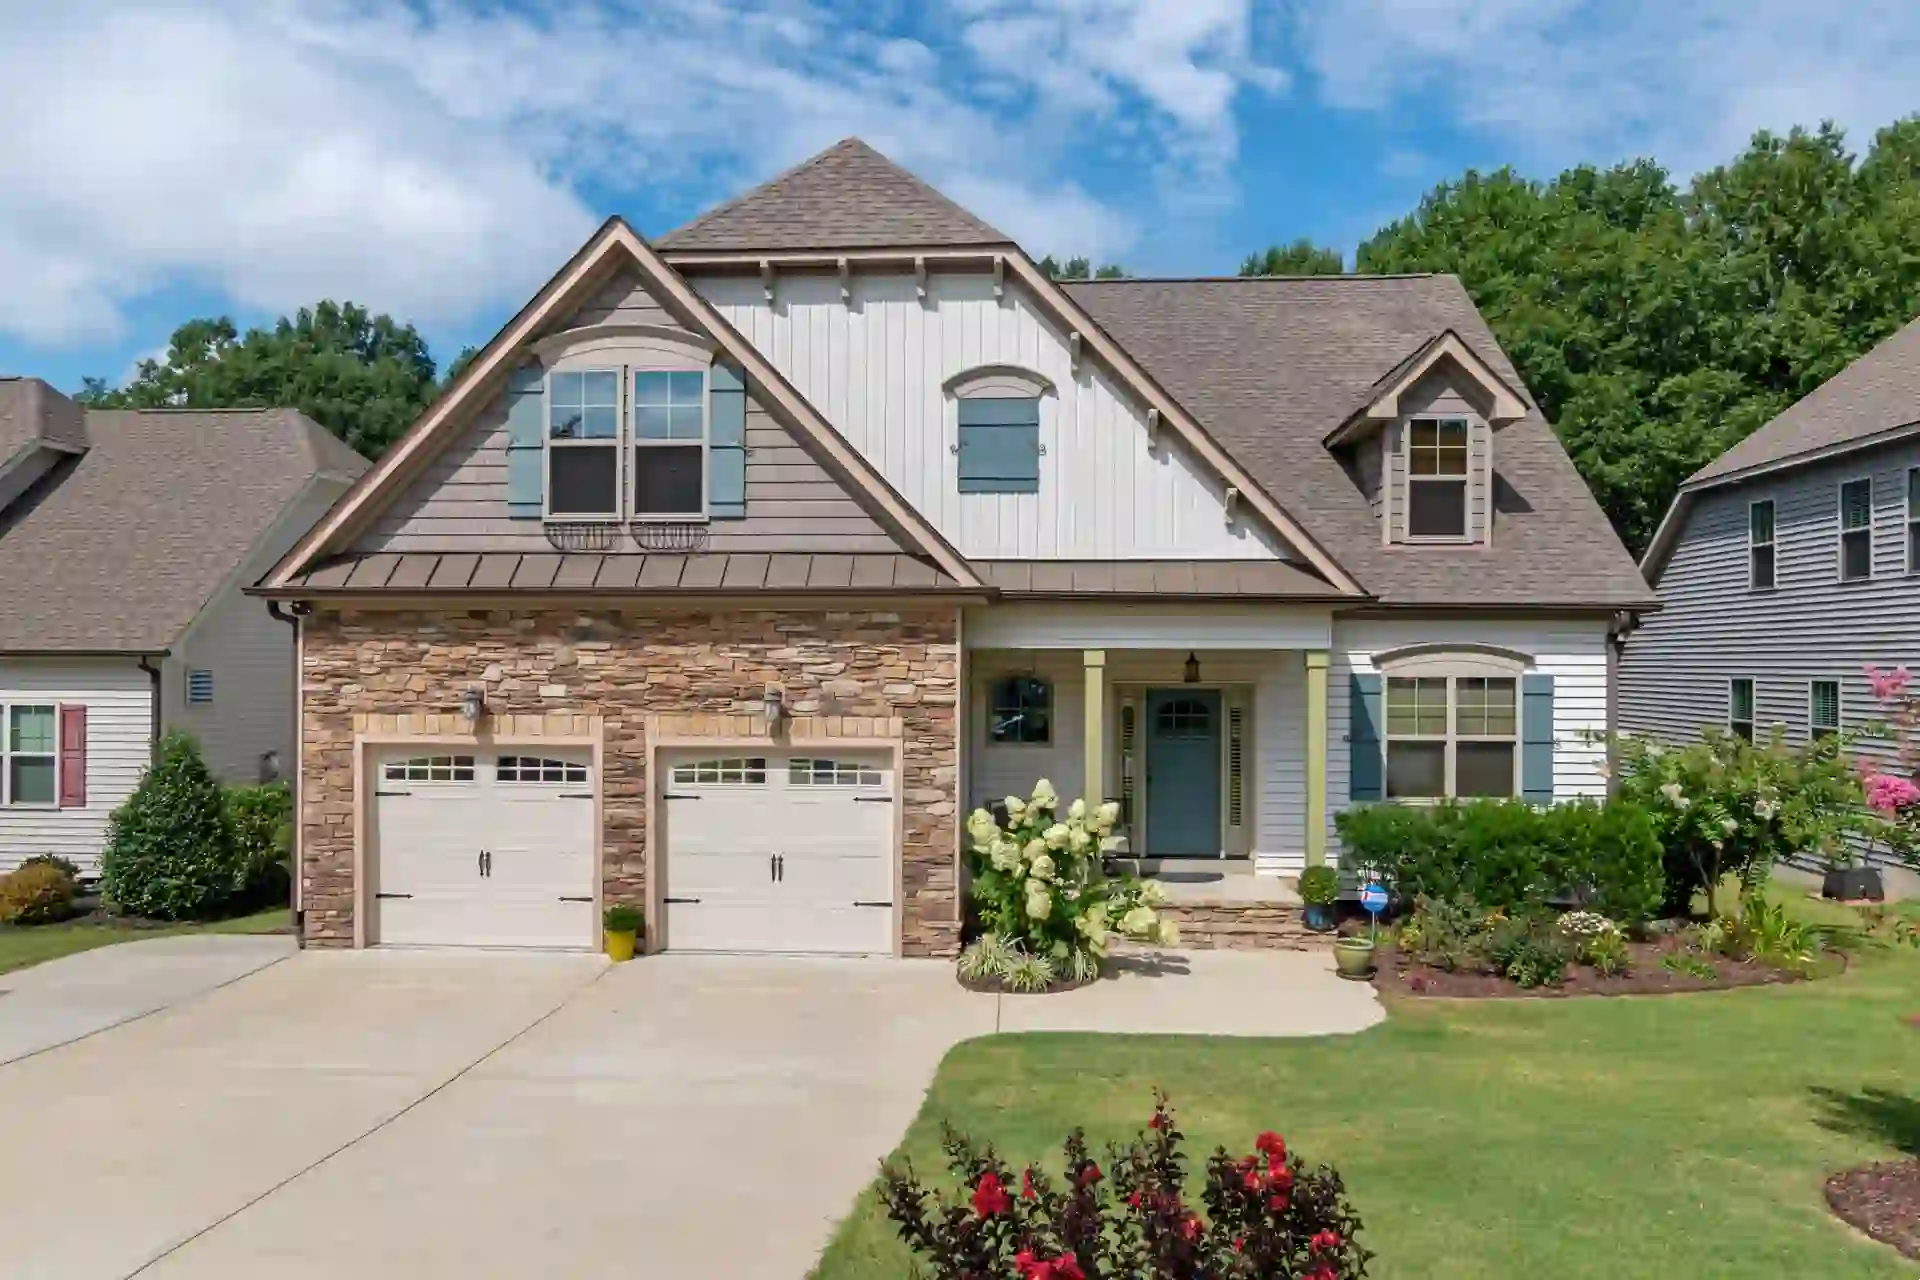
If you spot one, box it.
[660,751,895,955]
[370,746,596,949]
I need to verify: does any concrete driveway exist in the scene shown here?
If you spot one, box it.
[0,946,1378,1280]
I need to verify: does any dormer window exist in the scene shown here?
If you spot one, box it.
[633,371,706,518]
[1407,418,1469,539]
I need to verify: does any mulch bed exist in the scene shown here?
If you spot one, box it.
[956,970,1096,996]
[1371,936,1827,1000]
[1826,1161,1920,1259]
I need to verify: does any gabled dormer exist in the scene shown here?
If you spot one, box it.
[1325,331,1527,547]
[0,378,88,517]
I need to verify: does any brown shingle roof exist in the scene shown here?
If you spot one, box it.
[656,138,1010,252]
[1689,314,1920,484]
[1061,276,1655,609]
[0,407,368,652]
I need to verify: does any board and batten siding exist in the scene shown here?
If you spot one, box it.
[353,269,899,555]
[693,271,1286,562]
[1325,618,1612,859]
[0,660,153,873]
[1622,435,1920,778]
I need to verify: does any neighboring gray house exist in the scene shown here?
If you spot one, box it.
[1626,315,1920,782]
[0,378,367,872]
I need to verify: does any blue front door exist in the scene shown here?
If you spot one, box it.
[1145,690,1223,857]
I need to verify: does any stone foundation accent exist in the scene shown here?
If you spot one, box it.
[1158,902,1329,951]
[300,606,960,955]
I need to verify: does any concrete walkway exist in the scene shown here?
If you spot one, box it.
[0,933,294,1065]
[0,947,1379,1280]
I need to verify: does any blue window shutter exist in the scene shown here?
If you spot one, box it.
[957,397,1040,494]
[709,362,747,519]
[1521,673,1555,803]
[1349,673,1384,802]
[505,364,545,519]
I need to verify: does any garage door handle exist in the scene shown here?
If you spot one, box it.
[664,792,702,800]
[558,895,594,903]
[375,892,414,900]
[852,900,892,908]
[375,789,412,797]
[560,792,594,799]
[852,796,893,804]
[664,896,702,904]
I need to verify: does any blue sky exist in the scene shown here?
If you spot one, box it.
[5,1,1918,394]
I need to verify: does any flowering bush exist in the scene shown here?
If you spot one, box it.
[1859,665,1920,867]
[879,1094,1371,1279]
[962,779,1174,986]
[1613,728,1868,916]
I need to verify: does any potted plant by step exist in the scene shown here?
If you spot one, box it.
[1298,865,1339,932]
[604,905,644,961]
[1333,934,1375,979]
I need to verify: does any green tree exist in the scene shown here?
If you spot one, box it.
[1038,255,1126,280]
[80,301,441,459]
[101,732,240,921]
[1358,118,1920,555]
[1239,240,1345,276]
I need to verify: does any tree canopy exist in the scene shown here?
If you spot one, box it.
[80,301,442,459]
[1039,255,1127,280]
[1355,117,1920,556]
[1239,240,1345,276]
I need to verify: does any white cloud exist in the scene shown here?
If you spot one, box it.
[1293,0,1920,177]
[0,0,1289,349]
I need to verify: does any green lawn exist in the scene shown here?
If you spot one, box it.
[0,907,290,977]
[814,901,1920,1279]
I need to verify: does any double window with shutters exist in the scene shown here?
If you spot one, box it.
[1349,655,1553,805]
[0,703,84,808]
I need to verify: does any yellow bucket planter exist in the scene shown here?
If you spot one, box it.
[604,905,644,962]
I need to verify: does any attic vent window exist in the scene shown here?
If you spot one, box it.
[1407,418,1468,539]
[187,670,214,704]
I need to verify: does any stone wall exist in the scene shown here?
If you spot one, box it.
[300,606,960,955]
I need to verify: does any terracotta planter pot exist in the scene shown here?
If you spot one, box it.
[1333,938,1375,979]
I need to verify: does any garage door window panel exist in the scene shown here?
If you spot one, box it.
[789,757,885,786]
[384,755,475,783]
[497,755,588,784]
[671,757,767,785]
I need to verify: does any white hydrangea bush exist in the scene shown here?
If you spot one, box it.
[959,779,1176,987]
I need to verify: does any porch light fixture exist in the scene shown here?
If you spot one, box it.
[1183,652,1201,684]
[762,685,786,730]
[460,686,486,723]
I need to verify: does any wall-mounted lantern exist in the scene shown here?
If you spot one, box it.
[762,685,786,731]
[1183,652,1201,684]
[461,686,487,724]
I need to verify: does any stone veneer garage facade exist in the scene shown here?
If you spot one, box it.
[299,606,961,956]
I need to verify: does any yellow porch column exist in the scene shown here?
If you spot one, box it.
[1083,650,1106,804]
[1304,650,1330,867]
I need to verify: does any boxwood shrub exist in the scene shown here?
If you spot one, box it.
[101,731,240,921]
[1336,797,1664,921]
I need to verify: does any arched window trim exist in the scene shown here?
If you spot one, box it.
[1373,643,1532,680]
[942,363,1056,400]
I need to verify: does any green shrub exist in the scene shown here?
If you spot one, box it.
[1337,797,1664,920]
[1397,895,1492,971]
[1297,864,1339,906]
[0,862,77,925]
[224,781,291,906]
[604,904,643,934]
[18,854,81,880]
[101,732,240,921]
[1614,727,1871,916]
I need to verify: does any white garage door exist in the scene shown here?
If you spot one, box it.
[661,751,894,955]
[371,747,596,949]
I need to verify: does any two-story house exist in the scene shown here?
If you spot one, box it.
[1627,315,1920,822]
[255,139,1654,956]
[0,378,367,871]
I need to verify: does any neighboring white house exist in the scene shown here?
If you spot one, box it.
[0,378,367,872]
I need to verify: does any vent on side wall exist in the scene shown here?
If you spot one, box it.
[187,669,214,704]
[1227,705,1245,827]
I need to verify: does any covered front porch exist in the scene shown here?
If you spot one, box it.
[962,602,1337,885]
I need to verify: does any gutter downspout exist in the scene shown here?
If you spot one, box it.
[1606,610,1643,797]
[268,600,310,948]
[136,656,162,755]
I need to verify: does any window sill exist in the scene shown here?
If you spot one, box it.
[631,514,711,525]
[1399,536,1478,547]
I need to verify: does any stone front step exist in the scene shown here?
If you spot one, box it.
[1154,901,1331,951]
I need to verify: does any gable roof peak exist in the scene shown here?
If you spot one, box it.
[656,137,1010,253]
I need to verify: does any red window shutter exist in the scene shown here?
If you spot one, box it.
[58,704,86,808]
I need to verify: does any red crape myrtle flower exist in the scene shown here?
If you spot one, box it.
[1022,1168,1037,1201]
[1311,1229,1342,1253]
[1255,1131,1287,1161]
[972,1171,1011,1218]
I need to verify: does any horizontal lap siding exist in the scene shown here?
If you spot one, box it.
[694,271,1287,562]
[1623,438,1920,779]
[0,661,152,873]
[356,270,898,555]
[1255,655,1308,873]
[1328,618,1612,857]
